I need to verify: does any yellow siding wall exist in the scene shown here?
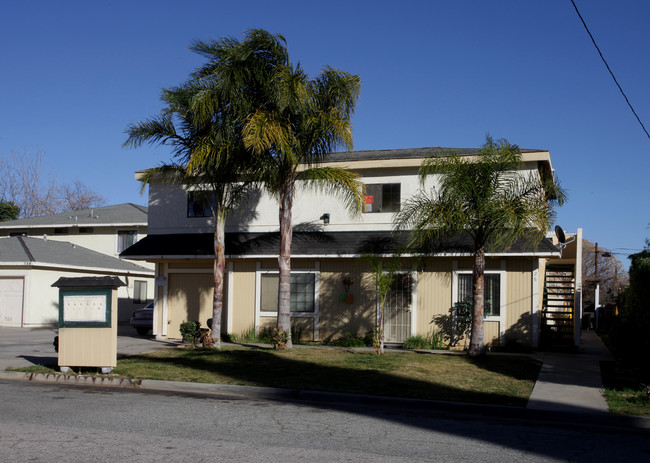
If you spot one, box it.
[416,258,453,337]
[167,272,213,339]
[231,260,256,335]
[319,259,375,341]
[505,259,534,346]
[157,255,538,347]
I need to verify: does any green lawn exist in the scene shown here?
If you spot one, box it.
[600,360,650,416]
[109,346,540,407]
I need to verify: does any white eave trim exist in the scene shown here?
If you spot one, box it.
[126,251,560,260]
[0,261,154,276]
[0,222,147,229]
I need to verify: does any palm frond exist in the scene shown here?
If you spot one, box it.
[123,116,183,149]
[242,110,297,160]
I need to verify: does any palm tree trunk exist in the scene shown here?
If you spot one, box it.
[277,178,293,348]
[379,297,385,355]
[469,246,486,356]
[211,205,226,349]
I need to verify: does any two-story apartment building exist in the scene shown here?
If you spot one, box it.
[0,203,154,326]
[122,147,573,348]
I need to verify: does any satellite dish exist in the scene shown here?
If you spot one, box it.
[555,225,566,244]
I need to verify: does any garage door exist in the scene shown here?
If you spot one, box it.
[0,278,24,327]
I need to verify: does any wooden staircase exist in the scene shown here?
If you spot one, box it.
[541,265,576,349]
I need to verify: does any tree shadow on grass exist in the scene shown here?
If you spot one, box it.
[121,347,534,407]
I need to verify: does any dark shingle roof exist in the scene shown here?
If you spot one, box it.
[0,236,153,274]
[0,203,147,228]
[324,147,544,163]
[120,231,558,259]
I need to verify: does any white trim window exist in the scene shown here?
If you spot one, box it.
[363,183,401,213]
[453,270,505,322]
[117,230,138,253]
[255,263,321,340]
[258,271,319,315]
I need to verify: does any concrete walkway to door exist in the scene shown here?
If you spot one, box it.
[527,330,614,414]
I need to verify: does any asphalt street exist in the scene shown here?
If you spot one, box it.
[1,379,649,462]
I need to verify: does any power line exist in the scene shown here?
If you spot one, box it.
[569,0,650,140]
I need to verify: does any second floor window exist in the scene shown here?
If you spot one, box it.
[117,230,137,253]
[187,191,215,218]
[133,280,147,304]
[364,183,400,213]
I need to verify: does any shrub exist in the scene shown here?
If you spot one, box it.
[256,327,275,344]
[403,335,431,350]
[291,324,304,344]
[328,332,367,348]
[179,321,200,346]
[221,333,236,343]
[271,328,289,349]
[427,327,447,350]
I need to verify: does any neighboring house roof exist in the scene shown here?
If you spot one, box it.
[120,231,559,260]
[0,236,153,275]
[0,203,148,229]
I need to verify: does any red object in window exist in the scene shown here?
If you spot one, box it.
[364,195,374,204]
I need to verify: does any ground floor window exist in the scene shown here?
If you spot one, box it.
[457,273,501,317]
[260,272,316,313]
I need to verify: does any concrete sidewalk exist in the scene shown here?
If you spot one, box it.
[528,330,614,414]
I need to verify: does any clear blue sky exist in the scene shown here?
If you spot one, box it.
[1,0,648,261]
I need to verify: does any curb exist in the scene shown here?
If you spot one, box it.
[0,370,139,387]
[2,370,650,435]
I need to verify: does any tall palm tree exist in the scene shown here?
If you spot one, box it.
[395,136,566,356]
[236,35,364,348]
[190,30,363,348]
[125,77,253,349]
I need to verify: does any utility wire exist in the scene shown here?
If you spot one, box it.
[570,0,650,140]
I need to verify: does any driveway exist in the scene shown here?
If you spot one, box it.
[0,325,180,371]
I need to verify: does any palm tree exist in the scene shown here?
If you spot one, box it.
[191,30,363,348]
[395,136,566,356]
[240,38,364,349]
[124,76,253,349]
